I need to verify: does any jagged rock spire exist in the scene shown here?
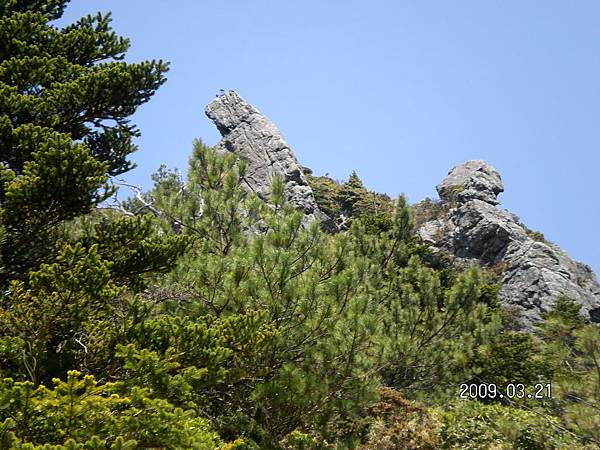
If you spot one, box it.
[205,90,329,225]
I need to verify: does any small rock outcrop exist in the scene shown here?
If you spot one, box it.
[436,160,504,205]
[418,160,600,329]
[205,91,329,225]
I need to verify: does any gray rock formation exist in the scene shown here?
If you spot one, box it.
[418,160,600,329]
[204,92,600,328]
[205,91,329,226]
[436,160,504,205]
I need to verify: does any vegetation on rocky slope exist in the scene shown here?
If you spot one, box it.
[0,2,598,448]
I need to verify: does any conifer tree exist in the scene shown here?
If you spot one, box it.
[346,195,503,397]
[538,298,600,444]
[141,143,382,446]
[0,0,168,281]
[132,144,511,445]
[337,171,394,233]
[338,171,367,213]
[0,0,188,387]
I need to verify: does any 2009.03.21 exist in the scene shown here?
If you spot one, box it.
[459,383,552,400]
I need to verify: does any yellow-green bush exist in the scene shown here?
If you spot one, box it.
[0,371,222,449]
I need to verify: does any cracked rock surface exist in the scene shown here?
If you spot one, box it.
[205,91,329,226]
[418,160,600,329]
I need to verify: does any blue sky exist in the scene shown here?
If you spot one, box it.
[58,1,600,275]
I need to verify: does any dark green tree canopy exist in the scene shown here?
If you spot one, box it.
[0,0,168,280]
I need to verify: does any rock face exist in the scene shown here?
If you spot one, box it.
[418,160,600,329]
[205,91,329,225]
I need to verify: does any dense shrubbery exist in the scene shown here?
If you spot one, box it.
[0,371,222,448]
[307,170,394,233]
[437,400,580,449]
[0,2,599,449]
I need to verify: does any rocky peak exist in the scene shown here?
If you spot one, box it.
[205,91,330,226]
[419,160,600,330]
[204,92,600,330]
[436,160,504,205]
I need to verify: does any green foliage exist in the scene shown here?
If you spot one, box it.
[0,243,122,383]
[112,310,279,410]
[0,370,222,449]
[378,258,502,396]
[0,0,168,281]
[62,211,190,290]
[143,145,381,445]
[438,400,581,449]
[338,171,367,211]
[537,298,600,445]
[346,194,503,398]
[137,140,253,251]
[338,171,394,233]
[136,145,508,447]
[307,170,394,233]
[470,331,554,400]
[0,131,109,280]
[0,0,190,384]
[306,173,343,218]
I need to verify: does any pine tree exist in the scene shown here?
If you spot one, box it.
[0,0,169,281]
[538,298,600,444]
[345,196,503,397]
[338,171,367,213]
[141,145,382,446]
[337,171,394,233]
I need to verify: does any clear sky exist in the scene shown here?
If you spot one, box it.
[57,1,600,275]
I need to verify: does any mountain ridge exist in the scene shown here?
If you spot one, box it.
[206,90,600,330]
